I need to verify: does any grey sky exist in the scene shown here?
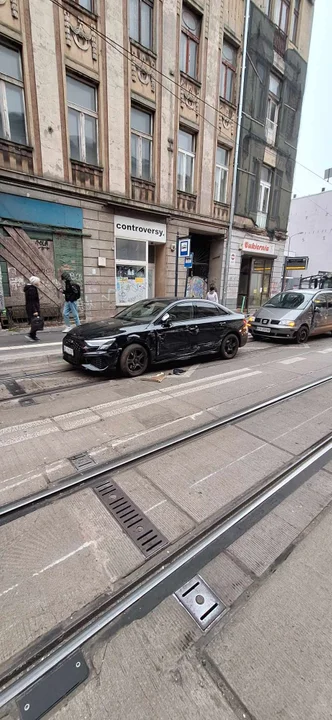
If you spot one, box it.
[293,0,332,198]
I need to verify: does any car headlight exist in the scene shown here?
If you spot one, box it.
[85,338,116,349]
[247,316,256,323]
[279,320,296,327]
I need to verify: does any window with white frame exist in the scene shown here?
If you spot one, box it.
[220,40,237,103]
[67,75,98,165]
[177,129,195,194]
[257,166,272,228]
[0,42,27,145]
[263,0,271,15]
[180,7,201,79]
[266,74,281,145]
[291,0,300,43]
[214,146,229,204]
[129,0,153,50]
[131,107,153,181]
[273,0,290,34]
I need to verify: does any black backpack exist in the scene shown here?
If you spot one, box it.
[71,283,81,300]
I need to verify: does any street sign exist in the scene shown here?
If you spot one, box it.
[230,252,236,266]
[178,237,191,257]
[285,256,308,270]
[184,253,193,269]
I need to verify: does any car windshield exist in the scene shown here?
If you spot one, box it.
[264,292,311,310]
[115,299,170,321]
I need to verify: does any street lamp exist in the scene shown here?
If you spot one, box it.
[282,231,304,290]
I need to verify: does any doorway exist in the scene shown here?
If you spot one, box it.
[238,256,273,310]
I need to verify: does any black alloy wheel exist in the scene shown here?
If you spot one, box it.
[220,333,239,360]
[120,343,149,377]
[296,325,309,344]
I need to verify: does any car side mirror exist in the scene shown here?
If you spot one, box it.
[161,312,170,326]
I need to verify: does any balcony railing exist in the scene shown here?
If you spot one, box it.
[273,27,287,57]
[131,177,155,204]
[177,191,197,213]
[256,211,267,229]
[265,118,277,146]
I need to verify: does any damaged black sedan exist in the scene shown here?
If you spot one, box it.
[63,298,248,377]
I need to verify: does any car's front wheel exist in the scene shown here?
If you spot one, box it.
[295,325,309,344]
[120,343,149,377]
[220,333,239,360]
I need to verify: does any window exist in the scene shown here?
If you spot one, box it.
[263,0,271,14]
[195,302,221,318]
[129,0,153,50]
[214,147,229,203]
[168,302,194,322]
[0,42,27,145]
[117,299,170,320]
[265,292,310,309]
[257,166,272,228]
[266,74,281,145]
[220,41,236,103]
[78,0,93,10]
[177,129,195,193]
[291,0,300,43]
[180,7,200,79]
[131,107,153,181]
[67,75,98,165]
[273,0,290,34]
[0,257,9,296]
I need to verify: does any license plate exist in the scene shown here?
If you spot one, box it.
[64,345,74,356]
[256,327,271,333]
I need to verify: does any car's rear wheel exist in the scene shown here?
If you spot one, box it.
[296,325,309,344]
[120,343,149,377]
[220,333,239,360]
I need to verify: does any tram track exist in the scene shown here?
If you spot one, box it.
[1,427,332,713]
[1,372,332,527]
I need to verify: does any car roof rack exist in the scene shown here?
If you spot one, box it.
[299,274,332,289]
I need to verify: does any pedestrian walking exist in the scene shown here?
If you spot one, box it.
[206,283,218,303]
[24,276,41,342]
[61,271,81,333]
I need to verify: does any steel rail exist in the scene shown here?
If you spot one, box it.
[1,430,332,709]
[0,373,332,523]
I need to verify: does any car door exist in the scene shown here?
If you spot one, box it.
[311,293,329,334]
[325,292,332,330]
[193,301,228,354]
[153,301,195,361]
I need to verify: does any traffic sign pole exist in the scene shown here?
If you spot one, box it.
[175,235,191,296]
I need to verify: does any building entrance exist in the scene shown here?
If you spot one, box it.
[237,256,273,310]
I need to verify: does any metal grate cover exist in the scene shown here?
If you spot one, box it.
[175,575,225,630]
[94,478,168,557]
[70,452,96,472]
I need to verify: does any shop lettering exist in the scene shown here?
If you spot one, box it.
[116,222,165,238]
[243,241,271,253]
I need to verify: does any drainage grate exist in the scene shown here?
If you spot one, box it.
[69,452,96,472]
[19,397,35,406]
[175,575,225,630]
[93,478,168,557]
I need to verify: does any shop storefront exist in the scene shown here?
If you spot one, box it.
[114,216,166,306]
[237,239,276,310]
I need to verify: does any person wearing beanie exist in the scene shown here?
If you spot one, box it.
[24,276,41,342]
[61,271,81,332]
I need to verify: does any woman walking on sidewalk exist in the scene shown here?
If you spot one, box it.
[61,271,81,333]
[24,276,41,342]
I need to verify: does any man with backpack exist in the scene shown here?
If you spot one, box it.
[61,271,81,333]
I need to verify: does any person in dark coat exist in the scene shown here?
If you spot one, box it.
[61,271,80,332]
[24,276,41,342]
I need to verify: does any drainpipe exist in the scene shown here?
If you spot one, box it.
[221,0,251,306]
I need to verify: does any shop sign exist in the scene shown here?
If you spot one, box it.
[115,215,166,243]
[242,239,275,256]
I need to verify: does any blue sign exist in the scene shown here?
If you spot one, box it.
[184,253,193,269]
[178,237,191,257]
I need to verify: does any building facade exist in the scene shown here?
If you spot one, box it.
[0,0,313,322]
[286,189,332,285]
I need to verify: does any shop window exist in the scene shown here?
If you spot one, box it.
[67,75,98,165]
[0,41,27,145]
[180,6,201,79]
[266,74,281,146]
[257,166,272,228]
[220,40,237,104]
[214,146,229,203]
[131,107,153,181]
[0,257,9,296]
[273,0,290,34]
[116,237,148,305]
[291,0,300,43]
[116,238,146,261]
[177,129,195,193]
[129,0,153,50]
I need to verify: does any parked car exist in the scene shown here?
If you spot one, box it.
[63,297,248,377]
[248,289,332,343]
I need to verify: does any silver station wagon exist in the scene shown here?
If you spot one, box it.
[248,289,332,344]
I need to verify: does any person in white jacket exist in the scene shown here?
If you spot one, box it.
[206,284,218,303]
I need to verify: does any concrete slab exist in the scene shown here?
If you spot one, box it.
[52,598,237,720]
[0,490,144,666]
[205,504,332,720]
[0,470,47,504]
[201,551,253,606]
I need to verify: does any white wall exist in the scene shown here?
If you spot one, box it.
[288,191,332,276]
